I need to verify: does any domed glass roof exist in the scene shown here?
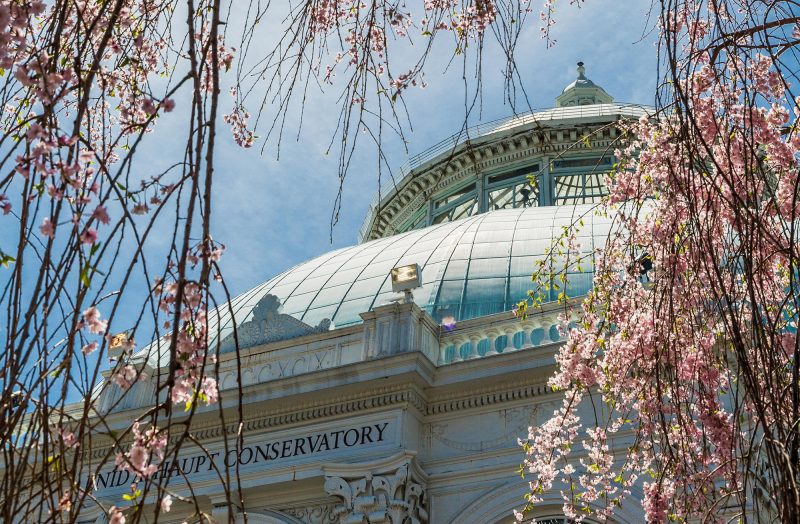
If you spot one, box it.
[209,205,611,345]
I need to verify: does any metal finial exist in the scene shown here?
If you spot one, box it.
[577,61,586,79]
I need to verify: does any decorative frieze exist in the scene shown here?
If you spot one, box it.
[282,503,338,524]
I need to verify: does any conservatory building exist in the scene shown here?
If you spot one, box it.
[87,64,650,523]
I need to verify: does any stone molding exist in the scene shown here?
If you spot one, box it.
[85,383,426,461]
[323,452,428,524]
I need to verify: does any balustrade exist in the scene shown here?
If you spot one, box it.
[437,310,564,365]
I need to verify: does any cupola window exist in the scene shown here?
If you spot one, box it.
[484,164,541,210]
[432,182,479,224]
[551,155,612,205]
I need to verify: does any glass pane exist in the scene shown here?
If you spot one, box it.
[325,267,367,287]
[468,257,507,279]
[489,186,514,210]
[359,260,398,279]
[475,229,514,243]
[333,297,376,325]
[450,244,473,260]
[450,198,478,221]
[555,174,584,200]
[509,276,535,302]
[310,284,350,307]
[443,258,469,280]
[434,183,476,208]
[462,301,505,319]
[292,274,333,295]
[262,283,298,300]
[564,273,594,298]
[432,211,450,224]
[471,241,511,259]
[280,292,317,315]
[510,256,547,277]
[301,305,338,326]
[342,275,387,300]
[437,280,465,303]
[584,171,608,197]
[464,277,506,302]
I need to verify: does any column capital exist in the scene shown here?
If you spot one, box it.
[323,452,428,523]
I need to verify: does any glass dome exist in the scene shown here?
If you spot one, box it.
[206,205,611,347]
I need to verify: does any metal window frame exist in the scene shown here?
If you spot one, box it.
[482,162,544,210]
[431,181,479,225]
[550,154,614,204]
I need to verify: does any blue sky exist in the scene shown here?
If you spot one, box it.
[203,0,658,298]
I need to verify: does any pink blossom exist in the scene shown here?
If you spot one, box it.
[162,98,175,112]
[643,480,674,523]
[58,491,71,512]
[112,365,138,389]
[79,228,98,244]
[82,307,107,335]
[200,376,218,404]
[141,98,157,116]
[40,217,55,238]
[59,429,78,448]
[115,422,166,478]
[0,194,10,215]
[81,342,98,355]
[108,506,125,524]
[92,205,110,225]
[160,495,173,512]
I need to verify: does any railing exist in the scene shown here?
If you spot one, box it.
[357,103,652,243]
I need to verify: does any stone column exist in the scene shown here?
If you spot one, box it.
[504,328,516,352]
[467,335,481,360]
[324,453,428,524]
[484,329,499,357]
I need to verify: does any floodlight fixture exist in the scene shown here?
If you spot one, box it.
[391,263,422,302]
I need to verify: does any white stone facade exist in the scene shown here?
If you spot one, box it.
[84,301,645,523]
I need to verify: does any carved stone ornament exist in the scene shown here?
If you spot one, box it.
[219,294,331,353]
[323,453,428,524]
[281,503,339,524]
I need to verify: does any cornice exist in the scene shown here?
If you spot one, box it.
[425,376,557,417]
[369,123,623,239]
